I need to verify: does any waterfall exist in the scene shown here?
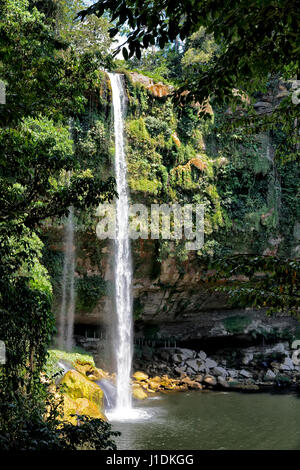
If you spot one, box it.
[58,205,76,352]
[108,72,133,415]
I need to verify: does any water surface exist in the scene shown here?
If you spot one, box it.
[113,391,300,450]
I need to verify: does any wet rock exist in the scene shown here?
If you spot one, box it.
[172,353,182,363]
[198,351,207,360]
[265,369,276,380]
[174,366,186,376]
[60,370,104,413]
[280,357,294,371]
[194,374,203,383]
[177,348,195,360]
[239,369,252,378]
[205,358,218,369]
[218,376,229,388]
[265,343,289,355]
[180,376,202,390]
[132,384,148,400]
[75,398,107,421]
[204,375,217,386]
[133,371,149,381]
[228,369,238,378]
[185,358,203,372]
[213,366,228,377]
[74,361,105,381]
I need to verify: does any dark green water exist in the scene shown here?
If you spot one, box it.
[112,391,300,450]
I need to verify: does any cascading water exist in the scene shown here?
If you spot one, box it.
[107,72,133,418]
[58,205,76,352]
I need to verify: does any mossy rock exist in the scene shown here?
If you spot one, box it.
[74,360,106,381]
[133,371,149,381]
[75,398,107,421]
[60,370,104,412]
[132,385,148,400]
[61,395,78,425]
[61,395,106,424]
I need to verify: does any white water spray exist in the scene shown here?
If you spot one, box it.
[58,205,76,352]
[108,72,133,417]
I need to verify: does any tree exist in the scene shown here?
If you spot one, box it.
[0,0,117,449]
[79,0,300,315]
[79,1,299,152]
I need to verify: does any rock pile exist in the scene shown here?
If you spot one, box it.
[133,342,300,392]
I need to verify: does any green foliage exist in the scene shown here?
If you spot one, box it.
[223,315,252,334]
[0,0,117,450]
[212,255,300,315]
[75,275,107,312]
[0,384,120,450]
[81,0,299,162]
[45,348,95,377]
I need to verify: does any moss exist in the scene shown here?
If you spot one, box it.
[127,117,151,142]
[129,177,162,195]
[133,297,144,320]
[60,370,104,413]
[45,348,95,377]
[75,275,107,313]
[223,315,252,334]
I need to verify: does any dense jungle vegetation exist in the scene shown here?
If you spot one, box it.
[0,0,299,450]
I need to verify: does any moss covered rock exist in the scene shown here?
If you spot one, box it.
[132,384,148,400]
[60,370,104,412]
[133,371,149,381]
[74,360,106,381]
[75,398,107,421]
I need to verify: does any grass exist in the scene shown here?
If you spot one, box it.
[45,347,95,378]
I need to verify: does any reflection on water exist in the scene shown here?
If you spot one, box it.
[112,391,300,450]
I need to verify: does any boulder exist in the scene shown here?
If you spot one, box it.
[212,366,228,377]
[205,358,218,369]
[133,371,149,381]
[239,369,253,379]
[174,367,186,376]
[61,394,78,425]
[185,359,203,372]
[60,370,104,412]
[173,353,183,363]
[265,369,276,381]
[228,369,238,378]
[75,398,106,421]
[148,379,161,391]
[280,357,294,371]
[204,375,217,386]
[176,348,195,360]
[198,351,207,360]
[132,385,148,400]
[266,343,289,355]
[217,376,229,388]
[74,361,105,381]
[180,376,202,389]
[194,374,204,383]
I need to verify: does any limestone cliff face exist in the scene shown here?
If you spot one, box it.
[44,72,300,344]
